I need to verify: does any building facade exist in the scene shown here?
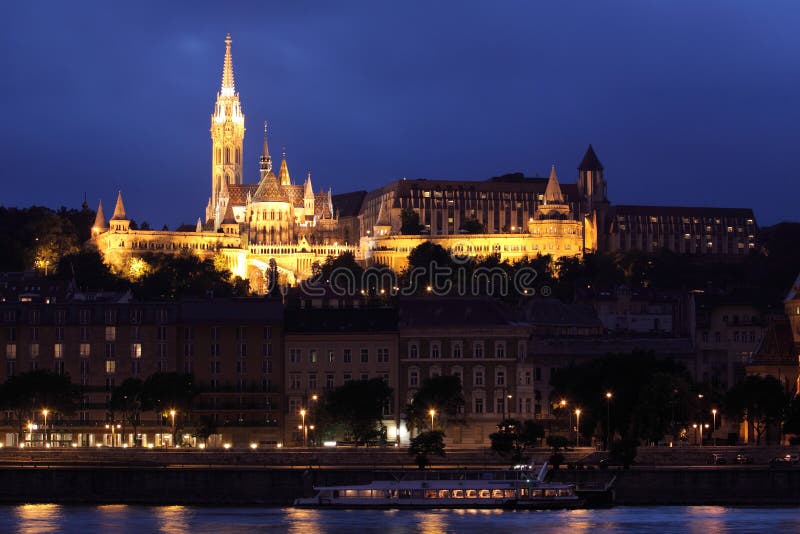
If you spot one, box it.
[397,298,531,446]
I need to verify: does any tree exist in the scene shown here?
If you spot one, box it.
[142,372,196,438]
[133,251,241,300]
[400,206,423,235]
[110,378,148,445]
[546,435,570,470]
[317,378,392,445]
[54,249,127,291]
[550,353,694,446]
[459,215,485,234]
[406,375,464,435]
[0,371,78,443]
[193,416,219,447]
[725,375,787,445]
[408,430,446,469]
[490,418,544,464]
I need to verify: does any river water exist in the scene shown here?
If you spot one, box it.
[0,505,797,533]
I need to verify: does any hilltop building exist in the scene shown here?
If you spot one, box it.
[91,35,759,292]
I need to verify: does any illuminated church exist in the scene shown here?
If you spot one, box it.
[90,35,756,292]
[92,35,353,290]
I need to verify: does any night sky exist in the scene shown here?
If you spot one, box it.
[2,1,798,228]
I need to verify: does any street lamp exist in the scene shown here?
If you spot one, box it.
[300,409,307,447]
[169,410,176,447]
[41,409,49,448]
[711,409,718,446]
[429,409,436,431]
[605,392,613,451]
[575,409,582,447]
[311,395,319,446]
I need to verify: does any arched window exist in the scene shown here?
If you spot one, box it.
[225,147,231,164]
[216,148,221,164]
[235,148,240,164]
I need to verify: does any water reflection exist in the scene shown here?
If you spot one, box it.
[14,504,62,534]
[686,505,727,534]
[155,505,191,534]
[286,507,327,534]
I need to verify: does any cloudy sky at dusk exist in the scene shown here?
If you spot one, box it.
[1,1,798,227]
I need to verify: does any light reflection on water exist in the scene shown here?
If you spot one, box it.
[0,506,799,533]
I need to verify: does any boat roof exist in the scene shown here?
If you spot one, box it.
[314,480,573,491]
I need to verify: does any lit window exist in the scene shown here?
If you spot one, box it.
[54,343,63,359]
[105,360,116,374]
[80,343,91,357]
[131,343,142,359]
[105,326,116,342]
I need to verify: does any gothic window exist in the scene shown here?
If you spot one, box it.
[235,148,240,164]
[225,147,231,164]
[216,149,221,164]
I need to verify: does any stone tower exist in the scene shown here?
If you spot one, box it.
[209,33,245,222]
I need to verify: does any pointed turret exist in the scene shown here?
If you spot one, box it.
[111,191,127,220]
[303,171,315,219]
[259,121,272,176]
[220,203,238,235]
[304,171,314,198]
[278,149,291,186]
[221,203,237,225]
[578,144,603,171]
[196,217,203,233]
[109,191,130,232]
[577,144,607,204]
[543,165,565,204]
[220,33,236,97]
[91,200,108,236]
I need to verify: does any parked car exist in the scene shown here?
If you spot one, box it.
[711,453,727,465]
[735,454,754,464]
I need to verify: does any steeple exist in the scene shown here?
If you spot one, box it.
[111,191,127,220]
[278,149,291,186]
[578,144,603,171]
[259,121,272,176]
[543,165,565,204]
[211,33,245,216]
[304,171,314,198]
[577,144,606,204]
[303,171,315,218]
[109,192,130,232]
[196,217,203,233]
[91,200,108,236]
[220,33,235,97]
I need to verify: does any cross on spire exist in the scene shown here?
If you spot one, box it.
[220,33,235,96]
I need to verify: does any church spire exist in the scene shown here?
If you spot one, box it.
[278,148,291,186]
[544,165,565,204]
[259,121,272,175]
[220,33,235,97]
[111,191,127,220]
[91,200,108,236]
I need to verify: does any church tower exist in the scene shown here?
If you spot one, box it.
[209,34,245,221]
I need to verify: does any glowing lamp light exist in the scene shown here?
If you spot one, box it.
[71,443,78,448]
[223,443,232,450]
[323,441,337,447]
[198,443,206,450]
[147,444,155,449]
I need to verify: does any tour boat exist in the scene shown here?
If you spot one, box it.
[294,464,584,509]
